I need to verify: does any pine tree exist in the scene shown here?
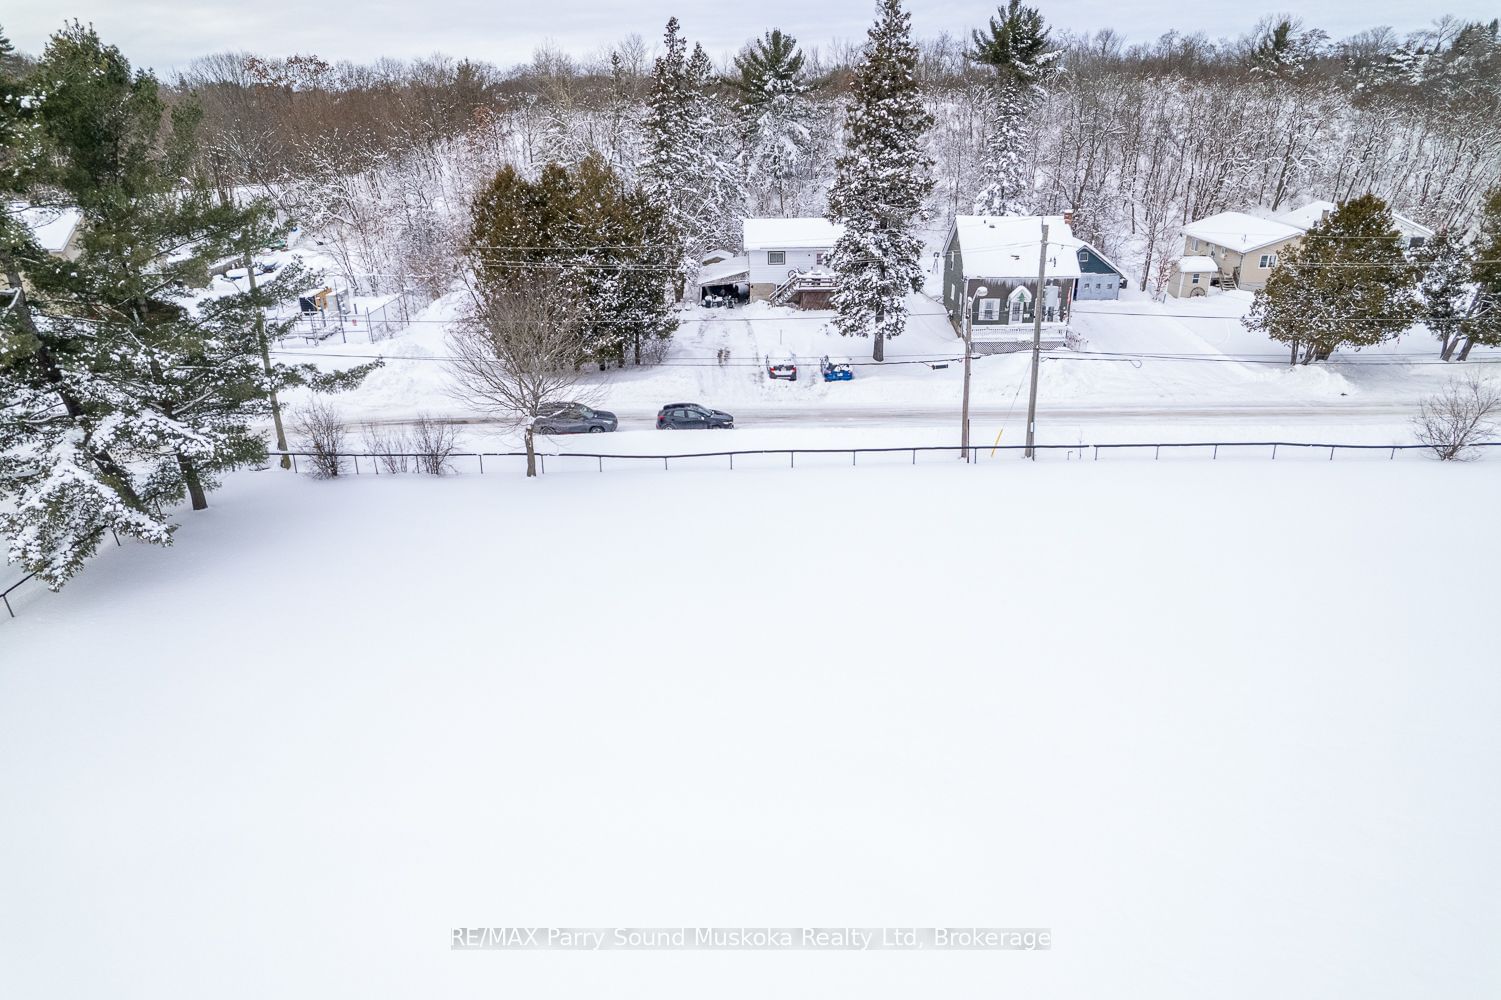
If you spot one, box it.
[1459,183,1501,360]
[640,19,743,296]
[1414,232,1475,360]
[968,1,1060,216]
[826,0,934,362]
[734,30,813,216]
[1244,194,1419,364]
[1,24,371,588]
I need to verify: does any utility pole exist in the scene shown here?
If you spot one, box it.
[244,247,290,469]
[1023,221,1048,460]
[960,283,986,461]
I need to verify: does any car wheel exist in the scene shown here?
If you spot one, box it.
[588,426,604,433]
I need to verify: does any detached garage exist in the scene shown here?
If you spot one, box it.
[1072,245,1125,300]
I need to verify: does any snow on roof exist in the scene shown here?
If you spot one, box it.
[700,247,737,264]
[696,256,749,286]
[1179,255,1218,272]
[742,217,843,250]
[1392,212,1435,238]
[1275,200,1337,231]
[1277,199,1435,240]
[950,215,1083,280]
[12,204,82,254]
[1181,212,1303,254]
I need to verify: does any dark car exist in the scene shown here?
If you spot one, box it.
[533,402,618,434]
[656,403,734,429]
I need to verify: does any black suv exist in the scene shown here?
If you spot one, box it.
[533,402,618,434]
[656,403,734,429]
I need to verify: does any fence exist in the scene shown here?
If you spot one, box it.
[3,439,1494,621]
[274,289,422,346]
[267,439,1501,477]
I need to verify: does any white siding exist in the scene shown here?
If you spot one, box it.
[747,248,832,287]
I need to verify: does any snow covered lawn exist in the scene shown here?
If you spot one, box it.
[3,462,1498,998]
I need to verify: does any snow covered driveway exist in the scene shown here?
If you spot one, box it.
[2,462,1498,998]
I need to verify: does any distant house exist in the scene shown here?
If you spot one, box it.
[1173,199,1438,298]
[942,215,1113,352]
[1175,211,1304,295]
[1275,199,1435,251]
[742,217,844,309]
[1073,243,1127,300]
[13,204,84,261]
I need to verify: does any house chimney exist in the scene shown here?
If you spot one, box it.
[1062,209,1075,227]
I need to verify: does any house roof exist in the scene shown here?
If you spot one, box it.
[1178,255,1218,272]
[1275,200,1337,231]
[12,204,83,254]
[696,256,750,286]
[1182,212,1303,254]
[949,215,1084,280]
[700,247,737,264]
[1276,199,1436,240]
[742,217,843,250]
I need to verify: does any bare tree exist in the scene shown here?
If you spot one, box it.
[361,421,411,473]
[294,400,348,478]
[410,413,460,475]
[447,272,591,476]
[1414,372,1501,461]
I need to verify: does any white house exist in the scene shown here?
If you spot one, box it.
[742,217,845,308]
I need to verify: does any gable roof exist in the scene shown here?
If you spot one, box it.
[949,215,1084,280]
[1274,200,1337,231]
[742,217,843,251]
[1182,212,1303,254]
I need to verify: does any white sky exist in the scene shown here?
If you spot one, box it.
[5,1,1493,75]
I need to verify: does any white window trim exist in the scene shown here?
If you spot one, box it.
[977,298,1001,321]
[1258,253,1277,269]
[767,250,786,265]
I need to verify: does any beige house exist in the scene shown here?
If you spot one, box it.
[15,204,84,261]
[1172,211,1303,295]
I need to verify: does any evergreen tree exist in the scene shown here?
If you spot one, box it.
[1414,232,1475,360]
[467,154,674,366]
[1,24,370,588]
[640,19,743,295]
[826,0,934,362]
[733,30,812,216]
[1459,183,1501,360]
[1243,194,1419,364]
[968,1,1060,216]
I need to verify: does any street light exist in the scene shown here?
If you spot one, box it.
[961,284,987,462]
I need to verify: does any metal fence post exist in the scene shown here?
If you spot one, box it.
[598,456,603,472]
[354,455,360,474]
[1155,445,1160,460]
[1213,444,1218,460]
[478,454,484,474]
[790,451,795,468]
[1271,444,1278,460]
[1329,446,1335,460]
[540,455,546,475]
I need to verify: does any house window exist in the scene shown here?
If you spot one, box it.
[1191,273,1200,284]
[1258,253,1276,269]
[815,252,830,266]
[768,250,786,265]
[1078,250,1089,266]
[977,298,1000,322]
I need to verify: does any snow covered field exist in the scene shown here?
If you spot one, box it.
[3,461,1499,998]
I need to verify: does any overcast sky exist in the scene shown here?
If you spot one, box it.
[6,1,1494,75]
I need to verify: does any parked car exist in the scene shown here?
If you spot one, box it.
[820,356,853,381]
[533,402,618,434]
[767,357,798,381]
[656,403,734,429]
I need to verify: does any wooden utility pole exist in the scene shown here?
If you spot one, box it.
[1023,222,1049,460]
[960,284,986,462]
[244,249,290,468]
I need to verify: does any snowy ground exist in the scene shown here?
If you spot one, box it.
[3,462,1499,998]
[260,264,1498,453]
